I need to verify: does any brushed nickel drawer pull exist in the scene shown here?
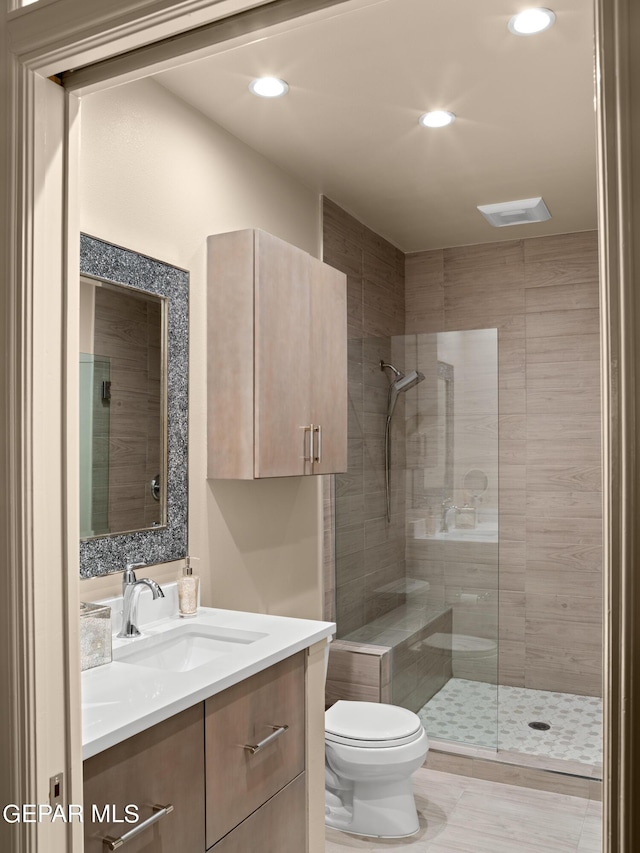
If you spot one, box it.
[302,425,314,462]
[313,424,322,463]
[102,803,174,849]
[243,724,289,755]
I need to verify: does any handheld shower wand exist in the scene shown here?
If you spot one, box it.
[380,361,425,522]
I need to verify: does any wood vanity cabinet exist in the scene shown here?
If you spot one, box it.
[205,652,306,851]
[83,704,205,852]
[83,653,308,853]
[207,229,347,478]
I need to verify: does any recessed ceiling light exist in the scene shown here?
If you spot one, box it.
[418,110,456,128]
[508,8,556,35]
[248,77,289,98]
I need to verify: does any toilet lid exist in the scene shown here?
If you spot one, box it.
[325,701,423,747]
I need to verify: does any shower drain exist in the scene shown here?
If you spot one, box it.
[528,721,551,731]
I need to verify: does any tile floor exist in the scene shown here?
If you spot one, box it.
[418,678,602,767]
[325,768,602,852]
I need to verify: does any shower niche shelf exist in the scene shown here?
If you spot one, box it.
[207,229,347,478]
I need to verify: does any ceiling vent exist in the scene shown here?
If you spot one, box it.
[477,197,551,227]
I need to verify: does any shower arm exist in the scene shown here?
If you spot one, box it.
[380,361,403,379]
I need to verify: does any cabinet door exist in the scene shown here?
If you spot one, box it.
[254,231,311,477]
[210,773,306,853]
[309,256,348,474]
[205,652,305,848]
[83,704,205,853]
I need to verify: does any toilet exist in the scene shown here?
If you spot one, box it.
[324,700,429,838]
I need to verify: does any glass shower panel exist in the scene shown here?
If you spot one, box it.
[332,329,498,749]
[404,329,499,748]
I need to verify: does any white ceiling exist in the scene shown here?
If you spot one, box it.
[155,0,597,252]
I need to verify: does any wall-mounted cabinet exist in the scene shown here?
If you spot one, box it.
[207,229,347,478]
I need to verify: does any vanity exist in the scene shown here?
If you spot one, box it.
[78,232,341,851]
[82,596,334,852]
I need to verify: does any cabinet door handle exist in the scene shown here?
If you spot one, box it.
[102,804,173,850]
[302,424,314,462]
[313,425,322,464]
[243,724,289,755]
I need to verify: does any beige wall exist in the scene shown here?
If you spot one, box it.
[79,76,324,619]
[406,232,602,696]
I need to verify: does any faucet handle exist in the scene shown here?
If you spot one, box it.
[123,561,146,591]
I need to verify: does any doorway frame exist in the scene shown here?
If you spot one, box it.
[0,0,635,850]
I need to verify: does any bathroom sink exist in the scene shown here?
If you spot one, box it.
[114,623,268,672]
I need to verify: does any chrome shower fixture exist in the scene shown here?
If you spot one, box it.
[380,361,425,521]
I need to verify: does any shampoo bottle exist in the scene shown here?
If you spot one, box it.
[178,556,200,618]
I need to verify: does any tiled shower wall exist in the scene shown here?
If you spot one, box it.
[405,233,602,696]
[322,197,407,637]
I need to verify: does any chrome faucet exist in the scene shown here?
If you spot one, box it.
[440,498,460,533]
[117,562,165,638]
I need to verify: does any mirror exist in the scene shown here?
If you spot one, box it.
[80,278,166,538]
[79,234,189,578]
[463,468,489,505]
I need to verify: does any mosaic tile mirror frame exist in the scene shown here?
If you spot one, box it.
[79,233,189,578]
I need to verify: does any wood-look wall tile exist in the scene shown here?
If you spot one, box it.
[525,280,599,312]
[526,543,602,573]
[500,514,526,541]
[444,310,524,335]
[444,280,524,315]
[526,414,601,442]
[500,464,526,490]
[526,593,603,624]
[363,252,400,294]
[526,332,600,363]
[498,414,527,441]
[406,248,444,280]
[526,464,601,492]
[444,239,524,271]
[499,640,526,686]
[499,388,527,414]
[524,231,598,263]
[525,308,600,338]
[526,387,601,415]
[526,516,603,544]
[525,491,602,518]
[525,618,602,652]
[322,196,364,247]
[526,359,601,389]
[525,569,603,598]
[527,439,601,463]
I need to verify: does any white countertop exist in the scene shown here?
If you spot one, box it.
[82,590,335,759]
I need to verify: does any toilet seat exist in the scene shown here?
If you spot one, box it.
[325,701,423,748]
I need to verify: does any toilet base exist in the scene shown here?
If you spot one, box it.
[325,776,420,839]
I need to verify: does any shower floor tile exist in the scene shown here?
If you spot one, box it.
[418,678,602,767]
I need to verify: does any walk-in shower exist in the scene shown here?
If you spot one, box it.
[332,328,602,782]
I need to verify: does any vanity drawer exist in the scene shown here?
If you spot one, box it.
[205,652,305,847]
[210,772,306,853]
[83,703,205,853]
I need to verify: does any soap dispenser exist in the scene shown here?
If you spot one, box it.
[178,556,200,618]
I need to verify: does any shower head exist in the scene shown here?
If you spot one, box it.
[386,368,425,418]
[392,370,424,395]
